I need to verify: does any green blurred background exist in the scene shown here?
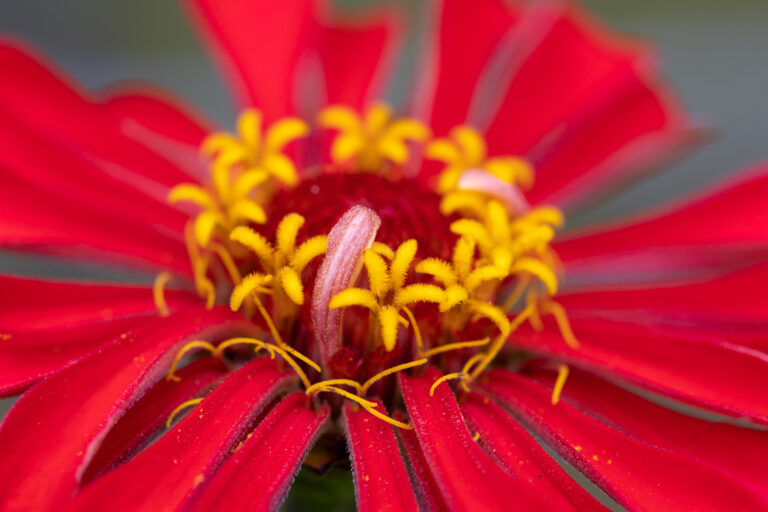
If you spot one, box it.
[0,1,766,509]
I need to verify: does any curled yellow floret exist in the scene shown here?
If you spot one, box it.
[319,102,430,171]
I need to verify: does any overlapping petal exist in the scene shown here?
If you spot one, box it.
[189,393,328,512]
[480,369,768,511]
[400,367,552,511]
[344,401,419,512]
[0,307,248,511]
[67,358,295,511]
[511,315,768,424]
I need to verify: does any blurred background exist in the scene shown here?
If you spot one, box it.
[0,1,766,509]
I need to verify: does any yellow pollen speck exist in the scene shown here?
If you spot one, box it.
[575,445,583,452]
[0,333,12,341]
[592,455,599,462]
[193,474,205,487]
[364,475,370,482]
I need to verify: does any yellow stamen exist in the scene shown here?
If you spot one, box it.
[166,398,204,428]
[357,402,414,430]
[540,300,580,349]
[153,271,173,317]
[311,386,378,408]
[166,341,218,382]
[551,364,570,405]
[429,372,466,397]
[420,337,490,358]
[401,306,424,353]
[305,379,362,396]
[461,353,487,377]
[468,306,533,380]
[360,358,428,396]
[209,242,242,285]
[501,274,531,312]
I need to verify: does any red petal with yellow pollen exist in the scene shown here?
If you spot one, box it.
[461,392,607,512]
[312,205,380,368]
[0,274,197,330]
[0,275,199,395]
[188,393,329,512]
[529,367,768,502]
[0,41,198,187]
[66,358,295,512]
[511,316,768,426]
[318,11,402,108]
[399,367,554,511]
[0,306,248,511]
[0,319,138,397]
[422,0,521,134]
[344,401,419,512]
[480,370,768,512]
[557,262,768,351]
[81,358,228,483]
[398,425,449,511]
[554,166,768,280]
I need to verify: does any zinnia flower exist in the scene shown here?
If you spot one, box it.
[1,1,767,511]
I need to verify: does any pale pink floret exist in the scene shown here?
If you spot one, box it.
[311,205,381,370]
[458,168,531,214]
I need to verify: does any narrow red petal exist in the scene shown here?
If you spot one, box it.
[0,274,196,329]
[558,262,768,351]
[344,401,419,512]
[530,367,768,502]
[399,367,553,511]
[0,306,247,511]
[184,0,316,119]
[81,358,228,483]
[461,392,607,512]
[512,316,768,425]
[480,370,768,511]
[554,165,768,279]
[423,0,521,134]
[318,11,402,108]
[0,319,138,396]
[0,40,197,187]
[398,424,449,511]
[67,358,295,512]
[188,393,328,512]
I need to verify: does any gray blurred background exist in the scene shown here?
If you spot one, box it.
[0,0,766,280]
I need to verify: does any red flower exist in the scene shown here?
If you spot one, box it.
[1,1,767,511]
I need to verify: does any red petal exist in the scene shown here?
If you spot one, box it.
[0,172,190,273]
[0,275,199,395]
[480,370,768,511]
[558,262,768,351]
[422,0,521,134]
[482,5,695,209]
[398,424,449,511]
[188,393,328,512]
[0,319,138,397]
[344,401,419,512]
[461,392,606,512]
[554,166,768,279]
[318,10,402,108]
[0,274,196,329]
[184,0,316,119]
[399,367,553,511]
[530,367,768,501]
[81,357,228,483]
[0,306,247,511]
[67,358,295,511]
[0,40,197,187]
[512,316,768,425]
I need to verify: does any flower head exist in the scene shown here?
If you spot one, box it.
[1,2,767,512]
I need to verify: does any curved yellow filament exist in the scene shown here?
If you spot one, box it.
[166,341,218,382]
[360,358,428,396]
[165,398,204,428]
[153,271,173,317]
[551,364,570,405]
[429,372,466,397]
[420,337,490,358]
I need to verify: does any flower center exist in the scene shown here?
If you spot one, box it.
[160,103,578,431]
